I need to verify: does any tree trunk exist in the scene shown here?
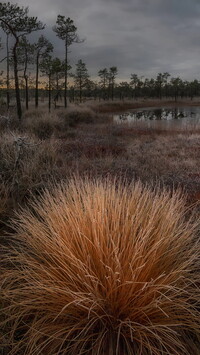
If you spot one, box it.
[13,37,22,121]
[111,82,114,101]
[56,74,59,94]
[48,74,51,112]
[24,47,29,110]
[64,38,68,108]
[6,34,10,110]
[159,84,162,100]
[103,78,106,100]
[25,76,29,110]
[72,87,75,102]
[35,53,39,108]
[79,77,82,103]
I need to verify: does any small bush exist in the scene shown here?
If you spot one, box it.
[1,179,200,354]
[0,132,61,203]
[32,119,54,139]
[66,108,94,127]
[23,112,63,139]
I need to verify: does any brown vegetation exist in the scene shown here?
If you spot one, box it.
[0,101,200,354]
[89,98,200,114]
[0,102,199,232]
[1,179,200,354]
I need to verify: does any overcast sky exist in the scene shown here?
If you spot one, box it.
[2,0,200,81]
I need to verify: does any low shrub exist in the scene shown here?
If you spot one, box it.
[1,179,200,354]
[0,132,61,203]
[66,108,94,127]
[23,112,63,139]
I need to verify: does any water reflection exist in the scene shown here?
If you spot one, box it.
[114,107,200,124]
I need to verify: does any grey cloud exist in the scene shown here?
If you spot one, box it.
[2,0,200,80]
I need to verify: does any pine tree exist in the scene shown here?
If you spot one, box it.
[98,68,109,100]
[16,36,35,109]
[34,35,53,108]
[108,66,118,100]
[53,15,83,108]
[0,2,44,120]
[74,59,89,103]
[40,55,54,112]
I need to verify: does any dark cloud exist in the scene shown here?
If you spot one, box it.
[1,0,200,80]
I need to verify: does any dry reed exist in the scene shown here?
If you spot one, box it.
[1,178,200,354]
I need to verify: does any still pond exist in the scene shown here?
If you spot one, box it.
[113,107,200,127]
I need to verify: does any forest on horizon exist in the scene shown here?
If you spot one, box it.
[1,2,200,120]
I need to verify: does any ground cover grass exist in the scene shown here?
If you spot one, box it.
[0,99,200,354]
[1,179,200,354]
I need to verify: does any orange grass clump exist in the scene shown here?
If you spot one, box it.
[1,179,200,355]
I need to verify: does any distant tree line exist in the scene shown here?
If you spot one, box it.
[1,2,200,120]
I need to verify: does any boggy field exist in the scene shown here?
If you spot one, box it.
[0,99,200,354]
[0,99,200,231]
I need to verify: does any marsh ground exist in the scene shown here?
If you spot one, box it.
[0,99,200,353]
[0,99,200,235]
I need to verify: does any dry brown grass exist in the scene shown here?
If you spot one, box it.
[0,112,200,209]
[60,138,125,159]
[59,106,111,127]
[89,98,200,114]
[65,107,95,126]
[112,116,200,135]
[1,178,200,354]
[23,111,64,139]
[0,132,61,204]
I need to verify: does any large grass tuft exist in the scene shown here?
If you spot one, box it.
[1,179,200,354]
